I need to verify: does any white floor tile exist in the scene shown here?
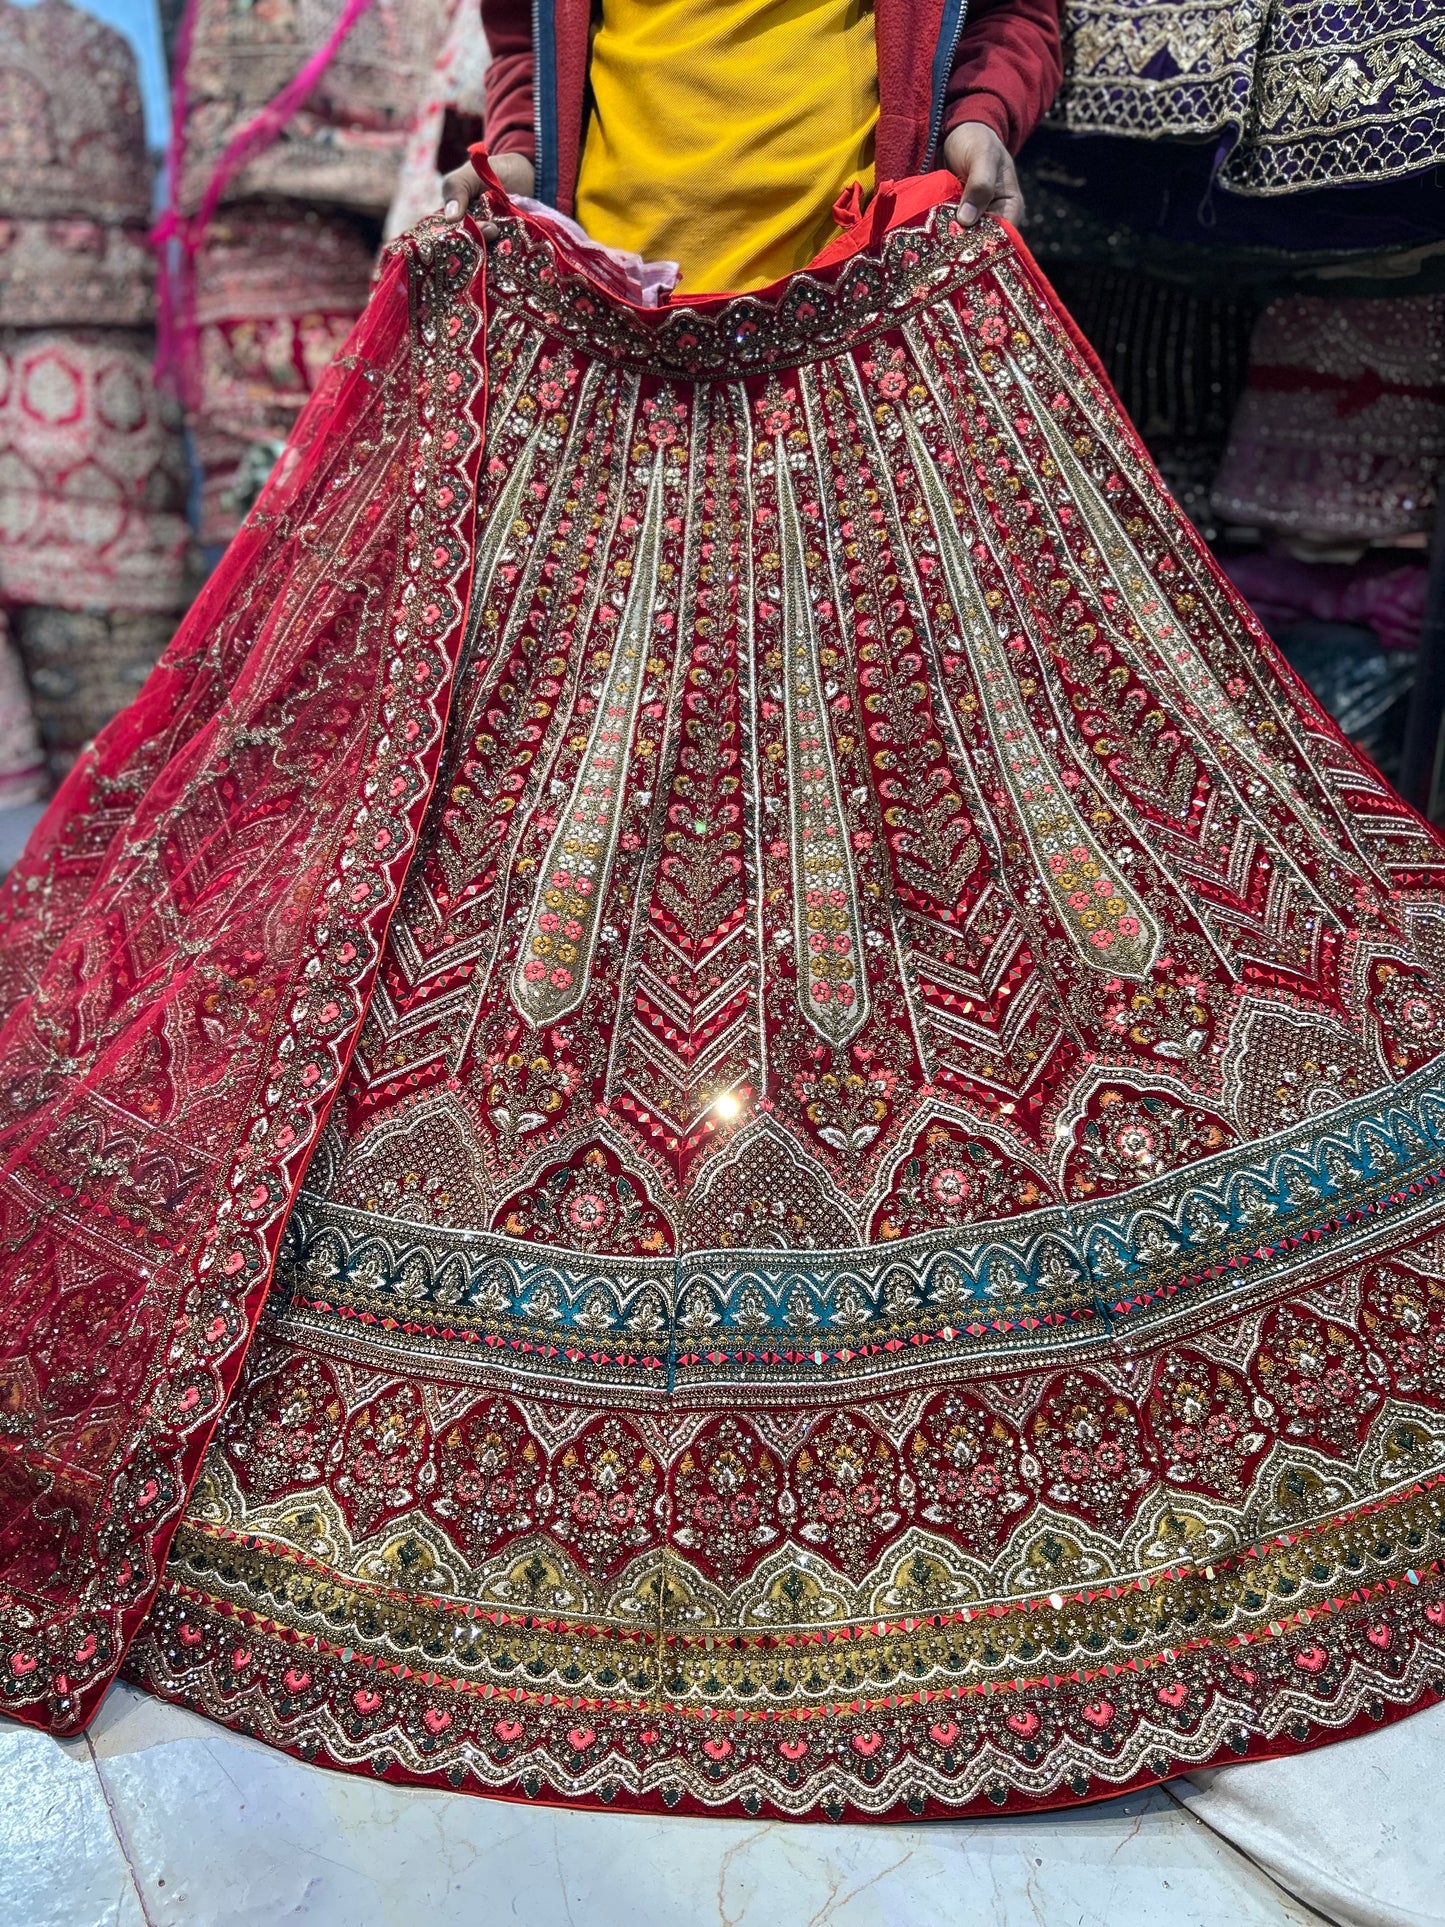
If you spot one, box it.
[66,1682,1315,1927]
[1178,1704,1445,1927]
[0,1718,145,1927]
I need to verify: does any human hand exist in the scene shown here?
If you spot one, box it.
[942,122,1024,227]
[442,153,537,239]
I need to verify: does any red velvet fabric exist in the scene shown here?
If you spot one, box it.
[8,167,1445,1824]
[0,167,978,1739]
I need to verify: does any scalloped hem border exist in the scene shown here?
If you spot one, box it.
[119,1585,1445,1823]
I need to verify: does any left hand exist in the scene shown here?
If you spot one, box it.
[943,122,1025,227]
[443,153,537,241]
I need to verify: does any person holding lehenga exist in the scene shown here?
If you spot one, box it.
[3,0,1444,1821]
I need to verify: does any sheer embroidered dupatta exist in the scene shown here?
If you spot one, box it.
[0,223,489,1730]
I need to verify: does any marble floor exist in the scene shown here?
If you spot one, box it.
[2,1682,1441,1927]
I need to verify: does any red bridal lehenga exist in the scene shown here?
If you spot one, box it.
[3,171,1445,1821]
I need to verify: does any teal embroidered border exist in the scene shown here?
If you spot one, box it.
[277,1053,1445,1391]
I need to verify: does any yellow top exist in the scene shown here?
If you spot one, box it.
[574,0,878,295]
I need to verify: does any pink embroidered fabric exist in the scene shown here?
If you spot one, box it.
[0,0,153,329]
[1212,294,1445,542]
[0,330,192,613]
[189,202,376,544]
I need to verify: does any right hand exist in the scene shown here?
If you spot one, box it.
[442,153,537,239]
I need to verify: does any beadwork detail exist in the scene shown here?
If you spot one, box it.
[7,196,1445,1820]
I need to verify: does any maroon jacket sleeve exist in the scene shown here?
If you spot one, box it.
[480,0,536,159]
[943,0,1063,152]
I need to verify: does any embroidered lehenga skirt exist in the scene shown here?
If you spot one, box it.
[3,176,1445,1821]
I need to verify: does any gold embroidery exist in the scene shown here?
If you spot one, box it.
[512,457,667,1026]
[777,444,869,1044]
[1052,0,1445,194]
[903,407,1162,981]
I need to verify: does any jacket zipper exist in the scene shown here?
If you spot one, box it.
[531,0,556,205]
[925,0,971,167]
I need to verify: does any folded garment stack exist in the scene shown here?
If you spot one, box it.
[179,0,453,217]
[175,0,451,545]
[1050,0,1445,195]
[1212,293,1445,545]
[0,329,191,615]
[1042,262,1257,541]
[0,0,194,785]
[189,201,376,545]
[10,606,178,780]
[1210,292,1443,783]
[0,0,154,329]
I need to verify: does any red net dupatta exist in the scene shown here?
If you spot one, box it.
[0,223,490,1732]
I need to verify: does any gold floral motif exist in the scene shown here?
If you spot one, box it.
[512,457,668,1026]
[776,445,870,1044]
[903,408,1161,981]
